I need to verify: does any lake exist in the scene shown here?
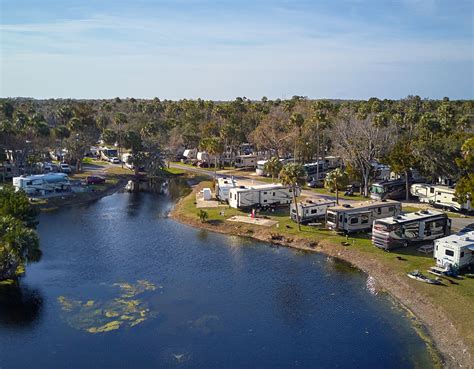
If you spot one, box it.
[0,189,435,368]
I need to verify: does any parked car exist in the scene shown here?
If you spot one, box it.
[59,163,71,173]
[109,157,121,164]
[85,175,106,185]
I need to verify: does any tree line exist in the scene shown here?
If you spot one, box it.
[0,95,472,200]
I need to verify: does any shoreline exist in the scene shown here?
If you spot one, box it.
[170,184,473,369]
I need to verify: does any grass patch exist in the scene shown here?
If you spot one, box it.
[305,187,369,201]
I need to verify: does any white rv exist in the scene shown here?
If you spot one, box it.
[290,199,335,224]
[228,184,299,209]
[216,177,237,202]
[434,229,474,270]
[372,210,450,251]
[410,184,472,212]
[235,154,257,168]
[256,160,267,176]
[13,173,71,197]
[326,200,401,233]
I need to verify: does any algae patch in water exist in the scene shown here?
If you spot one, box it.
[57,280,159,334]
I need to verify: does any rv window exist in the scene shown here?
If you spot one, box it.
[361,215,369,224]
[460,252,464,258]
[339,215,343,223]
[350,218,358,224]
[263,192,267,195]
[377,207,381,214]
[273,192,275,196]
[289,189,292,192]
[26,181,32,186]
[388,206,394,212]
[263,199,267,203]
[445,249,454,257]
[430,188,434,194]
[452,197,458,202]
[437,192,441,195]
[311,209,317,214]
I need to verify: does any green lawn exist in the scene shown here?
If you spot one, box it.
[305,187,369,201]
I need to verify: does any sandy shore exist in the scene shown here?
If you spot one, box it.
[170,186,473,369]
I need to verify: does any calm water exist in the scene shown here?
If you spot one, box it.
[0,188,435,369]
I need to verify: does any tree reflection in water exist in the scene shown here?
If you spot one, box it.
[0,283,43,328]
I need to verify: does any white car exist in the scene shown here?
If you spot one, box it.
[110,157,121,164]
[60,163,72,173]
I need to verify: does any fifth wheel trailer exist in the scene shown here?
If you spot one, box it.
[434,228,474,270]
[372,210,451,251]
[411,183,472,213]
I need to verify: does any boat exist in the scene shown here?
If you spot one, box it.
[407,270,441,285]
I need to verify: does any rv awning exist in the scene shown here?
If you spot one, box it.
[468,246,474,251]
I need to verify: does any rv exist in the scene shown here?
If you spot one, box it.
[183,149,197,160]
[370,178,414,201]
[303,161,328,181]
[235,154,258,168]
[216,177,237,202]
[256,160,267,176]
[326,200,401,233]
[324,156,342,170]
[372,210,450,251]
[290,199,335,224]
[434,228,474,270]
[13,173,71,197]
[411,184,472,212]
[100,147,118,161]
[229,184,299,209]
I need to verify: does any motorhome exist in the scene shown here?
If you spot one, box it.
[229,184,299,209]
[216,177,237,202]
[303,161,328,181]
[370,178,413,201]
[290,199,335,224]
[434,228,474,270]
[326,200,401,233]
[13,173,71,197]
[411,184,472,212]
[100,147,118,161]
[235,154,258,168]
[372,210,450,251]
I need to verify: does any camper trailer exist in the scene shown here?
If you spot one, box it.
[256,160,267,176]
[372,210,450,251]
[411,184,472,212]
[216,177,237,202]
[290,199,335,224]
[326,200,401,233]
[370,178,413,201]
[235,154,258,168]
[434,229,474,270]
[229,184,299,209]
[13,173,71,197]
[183,149,197,160]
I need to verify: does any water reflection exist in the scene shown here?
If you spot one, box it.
[0,283,43,328]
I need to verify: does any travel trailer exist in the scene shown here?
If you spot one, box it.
[256,160,267,176]
[99,147,118,161]
[370,178,412,201]
[434,228,474,270]
[235,154,258,168]
[216,176,237,202]
[290,199,335,224]
[13,173,71,197]
[228,184,299,209]
[411,184,472,212]
[326,200,401,233]
[372,210,450,251]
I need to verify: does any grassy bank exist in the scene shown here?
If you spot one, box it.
[171,178,473,369]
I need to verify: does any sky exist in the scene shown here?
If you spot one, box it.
[0,0,473,100]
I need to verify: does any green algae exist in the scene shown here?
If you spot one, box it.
[57,280,159,334]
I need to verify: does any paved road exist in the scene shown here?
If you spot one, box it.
[169,163,473,231]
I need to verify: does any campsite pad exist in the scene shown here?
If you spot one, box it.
[195,193,220,208]
[227,215,278,227]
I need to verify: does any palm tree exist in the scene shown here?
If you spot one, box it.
[113,112,127,166]
[201,137,223,176]
[263,156,282,183]
[279,163,305,231]
[290,113,304,163]
[324,168,349,205]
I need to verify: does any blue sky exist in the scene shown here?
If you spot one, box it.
[1,0,473,99]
